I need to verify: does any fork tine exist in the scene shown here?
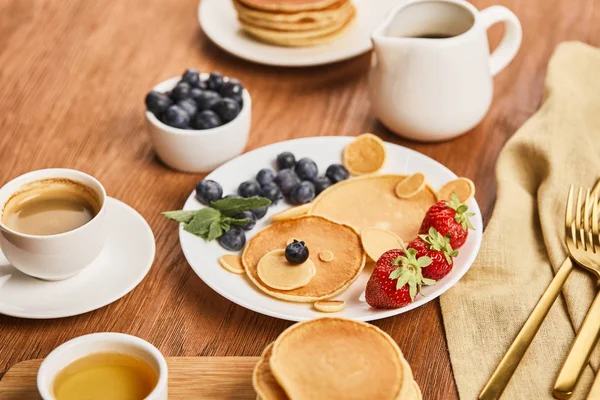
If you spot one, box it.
[594,189,599,253]
[576,187,585,249]
[566,185,574,229]
[585,188,593,251]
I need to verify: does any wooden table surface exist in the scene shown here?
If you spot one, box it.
[0,0,599,398]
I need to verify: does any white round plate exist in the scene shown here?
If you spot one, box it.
[0,197,156,319]
[180,136,483,322]
[198,0,402,67]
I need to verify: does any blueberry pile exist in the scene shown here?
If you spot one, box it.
[194,152,349,251]
[145,69,244,130]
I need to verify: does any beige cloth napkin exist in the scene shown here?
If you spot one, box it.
[440,42,600,400]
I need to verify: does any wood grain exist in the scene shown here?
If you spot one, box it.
[0,0,599,399]
[0,357,259,399]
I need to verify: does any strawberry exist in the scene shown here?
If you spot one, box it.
[365,245,436,309]
[419,193,475,249]
[409,227,458,280]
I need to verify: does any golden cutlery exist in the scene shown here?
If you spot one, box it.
[480,180,600,400]
[553,186,600,399]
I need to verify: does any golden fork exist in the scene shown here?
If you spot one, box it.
[480,180,600,400]
[553,186,600,399]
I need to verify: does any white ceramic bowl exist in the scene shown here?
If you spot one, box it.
[38,333,168,400]
[145,75,251,173]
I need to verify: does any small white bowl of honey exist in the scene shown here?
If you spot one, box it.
[37,333,168,400]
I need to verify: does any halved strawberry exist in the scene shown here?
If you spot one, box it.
[419,193,475,249]
[409,227,458,280]
[365,245,436,309]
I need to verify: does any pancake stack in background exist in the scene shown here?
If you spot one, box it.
[233,0,356,47]
[253,318,422,400]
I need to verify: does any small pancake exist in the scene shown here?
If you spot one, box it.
[319,249,334,262]
[218,254,245,274]
[270,203,311,222]
[314,299,345,312]
[238,0,342,12]
[395,172,426,199]
[310,175,437,242]
[270,318,406,400]
[360,227,404,262]
[253,343,289,400]
[257,249,316,290]
[343,133,387,175]
[243,215,365,302]
[438,177,475,203]
[240,9,355,47]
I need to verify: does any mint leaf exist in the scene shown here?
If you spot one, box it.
[183,208,221,239]
[225,217,250,227]
[162,210,197,224]
[210,196,271,217]
[207,220,223,241]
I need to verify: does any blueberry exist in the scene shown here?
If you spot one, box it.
[289,181,315,205]
[228,93,243,107]
[171,82,192,101]
[219,227,246,251]
[182,68,200,87]
[196,80,207,90]
[276,152,296,170]
[193,110,222,130]
[313,176,332,194]
[145,91,173,116]
[212,98,240,123]
[275,169,301,195]
[260,182,282,203]
[190,87,204,102]
[195,180,223,204]
[194,90,221,111]
[163,105,190,129]
[238,180,261,198]
[251,206,268,220]
[256,168,276,187]
[285,240,309,264]
[177,98,198,117]
[220,79,244,98]
[326,164,350,183]
[294,158,318,181]
[206,72,225,91]
[233,211,256,231]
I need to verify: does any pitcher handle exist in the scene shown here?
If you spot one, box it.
[479,6,522,76]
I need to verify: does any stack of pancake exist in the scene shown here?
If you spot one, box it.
[233,0,356,47]
[253,318,422,400]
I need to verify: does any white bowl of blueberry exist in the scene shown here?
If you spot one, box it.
[145,69,251,173]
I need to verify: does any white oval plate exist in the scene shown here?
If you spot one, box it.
[198,0,402,67]
[0,198,156,319]
[179,137,482,322]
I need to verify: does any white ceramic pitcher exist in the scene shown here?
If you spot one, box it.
[368,0,522,142]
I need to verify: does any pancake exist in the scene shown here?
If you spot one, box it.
[218,254,245,274]
[270,203,311,222]
[438,177,475,203]
[234,0,353,26]
[310,175,438,242]
[235,0,353,32]
[238,0,342,12]
[257,249,316,290]
[269,318,406,400]
[343,133,387,175]
[314,299,345,312]
[242,215,365,302]
[360,227,404,262]
[395,172,427,199]
[240,9,355,47]
[253,343,289,400]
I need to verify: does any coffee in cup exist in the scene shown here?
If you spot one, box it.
[2,178,101,236]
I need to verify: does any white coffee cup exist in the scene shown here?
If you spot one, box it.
[369,0,522,142]
[37,333,168,400]
[0,169,106,280]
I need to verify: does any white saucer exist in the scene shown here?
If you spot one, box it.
[179,136,483,322]
[0,197,156,319]
[198,0,403,67]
